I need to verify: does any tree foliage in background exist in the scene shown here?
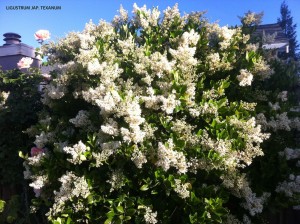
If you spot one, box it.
[278,0,299,60]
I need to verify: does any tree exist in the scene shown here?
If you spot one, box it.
[278,0,299,59]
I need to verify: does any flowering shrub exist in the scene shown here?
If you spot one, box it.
[247,58,300,217]
[22,5,292,223]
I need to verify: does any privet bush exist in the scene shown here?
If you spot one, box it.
[248,58,300,214]
[239,12,300,217]
[22,4,299,223]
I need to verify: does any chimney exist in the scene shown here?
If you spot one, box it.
[3,32,21,46]
[0,32,41,70]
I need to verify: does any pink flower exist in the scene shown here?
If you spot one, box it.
[17,57,33,69]
[30,147,45,157]
[34,30,50,41]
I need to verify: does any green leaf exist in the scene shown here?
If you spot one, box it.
[140,184,149,191]
[53,218,62,224]
[151,190,158,195]
[106,210,115,219]
[18,151,27,159]
[0,200,5,212]
[116,206,124,213]
[124,216,132,221]
[126,208,136,216]
[104,219,112,224]
[66,217,72,224]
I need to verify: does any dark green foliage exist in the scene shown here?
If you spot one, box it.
[0,68,44,223]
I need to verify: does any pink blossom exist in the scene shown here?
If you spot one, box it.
[31,147,45,157]
[34,29,50,41]
[17,57,33,69]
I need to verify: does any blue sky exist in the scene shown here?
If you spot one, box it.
[0,0,299,48]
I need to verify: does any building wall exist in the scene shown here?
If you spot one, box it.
[0,33,41,71]
[0,54,40,71]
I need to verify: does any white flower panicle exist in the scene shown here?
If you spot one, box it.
[156,140,188,174]
[101,118,119,136]
[0,91,9,109]
[144,206,158,224]
[268,102,281,111]
[92,141,121,167]
[48,172,90,217]
[113,5,129,24]
[237,69,253,86]
[276,174,300,197]
[279,148,300,160]
[63,141,89,164]
[277,91,288,102]
[174,179,190,199]
[160,93,180,114]
[69,110,91,127]
[106,169,125,192]
[34,131,53,149]
[131,145,147,168]
[29,175,48,190]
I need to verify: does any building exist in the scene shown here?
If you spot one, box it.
[253,23,289,56]
[0,32,40,71]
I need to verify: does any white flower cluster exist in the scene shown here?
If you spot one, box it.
[0,91,9,109]
[132,3,160,29]
[101,118,119,136]
[267,112,291,131]
[256,112,300,132]
[48,172,90,217]
[268,102,281,111]
[29,175,48,190]
[252,57,273,79]
[34,131,54,148]
[106,169,125,192]
[277,91,288,102]
[92,141,120,167]
[206,52,232,73]
[69,110,91,128]
[174,179,190,199]
[144,206,158,224]
[131,145,147,168]
[237,69,253,86]
[113,5,128,25]
[229,117,269,166]
[222,173,270,217]
[276,174,300,197]
[27,152,48,166]
[63,141,89,164]
[219,26,236,50]
[279,148,300,160]
[156,139,188,174]
[241,190,270,216]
